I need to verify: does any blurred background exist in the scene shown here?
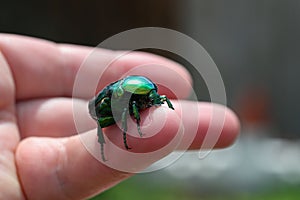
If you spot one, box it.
[1,0,300,199]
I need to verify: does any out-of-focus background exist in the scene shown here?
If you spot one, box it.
[1,1,300,199]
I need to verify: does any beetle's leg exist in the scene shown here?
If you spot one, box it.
[160,95,174,110]
[165,97,174,110]
[121,107,131,150]
[132,101,143,137]
[97,121,107,161]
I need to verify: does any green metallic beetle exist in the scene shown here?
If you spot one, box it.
[89,75,174,161]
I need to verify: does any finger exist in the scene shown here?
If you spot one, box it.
[17,98,239,150]
[15,102,239,199]
[17,97,239,149]
[17,98,95,138]
[0,34,192,100]
[17,96,239,150]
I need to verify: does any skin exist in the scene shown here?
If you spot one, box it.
[0,34,240,200]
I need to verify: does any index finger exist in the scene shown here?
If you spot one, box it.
[0,34,192,100]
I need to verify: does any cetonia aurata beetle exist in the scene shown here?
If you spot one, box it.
[88,75,174,161]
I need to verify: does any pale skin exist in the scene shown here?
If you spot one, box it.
[0,34,240,200]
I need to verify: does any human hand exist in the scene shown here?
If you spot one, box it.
[0,34,240,199]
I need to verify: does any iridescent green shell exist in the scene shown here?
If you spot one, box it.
[121,76,157,94]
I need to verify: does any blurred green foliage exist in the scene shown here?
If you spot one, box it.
[90,176,194,200]
[90,176,300,200]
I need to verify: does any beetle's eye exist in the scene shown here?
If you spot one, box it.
[114,87,124,97]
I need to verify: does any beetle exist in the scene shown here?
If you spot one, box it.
[88,75,174,161]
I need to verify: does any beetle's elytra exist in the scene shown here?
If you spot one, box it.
[88,75,174,161]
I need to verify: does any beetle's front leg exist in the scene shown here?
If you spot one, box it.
[132,101,143,137]
[121,107,131,150]
[160,95,174,110]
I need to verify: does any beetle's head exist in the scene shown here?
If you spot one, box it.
[149,90,161,106]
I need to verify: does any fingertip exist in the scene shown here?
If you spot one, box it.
[215,107,240,148]
[171,101,240,150]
